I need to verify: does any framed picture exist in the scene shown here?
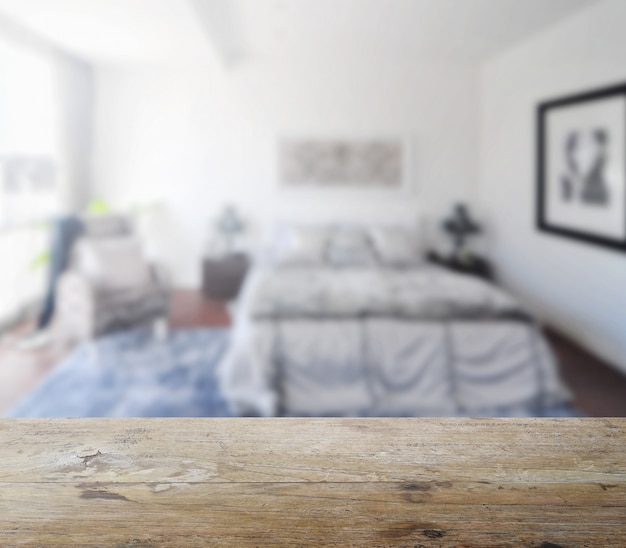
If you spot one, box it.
[278,136,411,192]
[537,82,626,252]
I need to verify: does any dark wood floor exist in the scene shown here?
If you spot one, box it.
[546,328,626,417]
[2,289,626,416]
[168,289,231,329]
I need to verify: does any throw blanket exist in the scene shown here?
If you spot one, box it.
[38,215,84,329]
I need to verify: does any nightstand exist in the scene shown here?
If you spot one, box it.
[202,253,250,301]
[427,251,494,282]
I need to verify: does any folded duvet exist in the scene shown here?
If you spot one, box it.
[251,267,526,320]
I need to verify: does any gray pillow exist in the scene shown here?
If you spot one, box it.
[82,215,132,239]
[273,225,331,266]
[74,236,151,290]
[326,229,376,267]
[369,226,421,267]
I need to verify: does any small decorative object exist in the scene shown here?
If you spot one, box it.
[279,137,409,190]
[442,203,482,262]
[537,82,626,252]
[212,205,245,255]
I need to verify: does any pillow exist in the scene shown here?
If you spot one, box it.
[326,228,376,267]
[273,225,331,266]
[82,215,132,238]
[369,226,421,267]
[74,236,152,290]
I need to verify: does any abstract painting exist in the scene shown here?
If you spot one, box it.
[537,82,626,252]
[279,138,408,189]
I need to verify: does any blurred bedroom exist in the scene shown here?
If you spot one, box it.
[0,0,625,418]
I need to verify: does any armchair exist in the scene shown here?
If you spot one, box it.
[54,215,170,344]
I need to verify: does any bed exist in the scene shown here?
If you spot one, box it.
[218,224,574,418]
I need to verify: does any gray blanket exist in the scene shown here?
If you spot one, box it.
[251,267,524,320]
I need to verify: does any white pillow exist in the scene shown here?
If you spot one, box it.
[369,226,421,267]
[273,225,331,266]
[74,236,152,290]
[326,228,376,267]
[82,215,131,238]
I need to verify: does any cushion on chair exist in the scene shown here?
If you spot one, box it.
[82,215,132,238]
[74,236,152,291]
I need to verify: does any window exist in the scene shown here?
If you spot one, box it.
[0,36,62,228]
[0,36,62,325]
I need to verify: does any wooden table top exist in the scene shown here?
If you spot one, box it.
[1,418,624,546]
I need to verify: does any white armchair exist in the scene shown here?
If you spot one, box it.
[54,216,170,344]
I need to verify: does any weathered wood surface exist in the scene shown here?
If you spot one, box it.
[0,418,624,546]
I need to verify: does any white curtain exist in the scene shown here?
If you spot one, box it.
[0,23,93,326]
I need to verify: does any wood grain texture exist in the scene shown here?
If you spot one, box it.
[0,418,624,546]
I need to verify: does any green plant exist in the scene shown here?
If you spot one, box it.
[87,199,111,215]
[27,199,112,273]
[29,251,51,272]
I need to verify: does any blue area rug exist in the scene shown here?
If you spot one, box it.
[8,328,233,418]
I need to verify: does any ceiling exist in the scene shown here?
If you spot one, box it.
[0,0,212,64]
[195,0,600,65]
[0,0,601,65]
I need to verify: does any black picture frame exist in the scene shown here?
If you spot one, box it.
[536,81,626,252]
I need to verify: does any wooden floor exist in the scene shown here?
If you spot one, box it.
[1,289,625,416]
[547,328,626,417]
[167,289,231,329]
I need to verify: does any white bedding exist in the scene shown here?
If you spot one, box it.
[250,266,520,319]
[218,265,571,417]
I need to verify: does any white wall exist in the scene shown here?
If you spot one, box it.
[480,0,626,373]
[92,57,480,286]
